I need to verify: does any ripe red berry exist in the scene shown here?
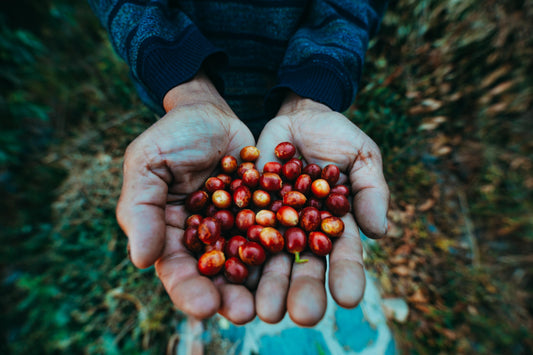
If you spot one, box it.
[284,227,308,263]
[320,216,345,238]
[259,172,283,192]
[294,174,312,194]
[213,209,235,231]
[288,157,303,169]
[283,190,307,209]
[276,205,299,227]
[224,257,249,284]
[252,189,271,208]
[238,241,266,266]
[185,214,203,229]
[205,177,226,193]
[279,182,293,197]
[259,227,285,253]
[311,179,330,199]
[242,168,260,188]
[281,160,301,181]
[229,178,244,193]
[198,250,225,276]
[308,231,332,256]
[220,155,238,174]
[237,162,256,178]
[183,226,204,254]
[330,184,350,197]
[255,209,277,227]
[321,164,340,186]
[233,185,252,208]
[299,206,321,232]
[197,217,221,244]
[325,193,350,217]
[263,161,282,174]
[225,235,247,259]
[274,142,296,161]
[185,190,209,213]
[235,209,255,232]
[240,146,260,162]
[246,224,264,242]
[216,173,232,187]
[212,189,232,209]
[302,163,322,180]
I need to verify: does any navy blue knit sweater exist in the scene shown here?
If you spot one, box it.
[88,0,387,133]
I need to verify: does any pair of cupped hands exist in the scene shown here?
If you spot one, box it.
[117,72,389,327]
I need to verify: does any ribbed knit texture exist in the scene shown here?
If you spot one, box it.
[138,25,226,105]
[88,0,388,132]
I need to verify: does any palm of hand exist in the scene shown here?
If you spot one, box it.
[251,107,389,326]
[117,103,257,323]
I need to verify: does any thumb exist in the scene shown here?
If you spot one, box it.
[117,146,169,269]
[255,116,294,171]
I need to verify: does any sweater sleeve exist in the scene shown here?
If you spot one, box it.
[266,0,388,115]
[87,0,226,109]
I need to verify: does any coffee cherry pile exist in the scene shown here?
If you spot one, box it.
[183,142,351,284]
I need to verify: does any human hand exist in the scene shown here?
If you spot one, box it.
[116,72,256,324]
[254,92,390,326]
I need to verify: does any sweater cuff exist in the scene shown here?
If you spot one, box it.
[265,56,357,118]
[137,25,227,107]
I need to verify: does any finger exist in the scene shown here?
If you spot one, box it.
[213,276,256,325]
[255,116,294,171]
[328,214,366,308]
[255,252,293,324]
[165,204,189,229]
[154,226,221,319]
[117,146,171,268]
[348,141,390,238]
[287,253,327,326]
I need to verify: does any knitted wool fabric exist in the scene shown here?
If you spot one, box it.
[88,0,387,134]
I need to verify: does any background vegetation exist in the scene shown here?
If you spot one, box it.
[1,0,531,354]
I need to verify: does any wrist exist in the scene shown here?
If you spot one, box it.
[277,91,332,116]
[162,71,229,113]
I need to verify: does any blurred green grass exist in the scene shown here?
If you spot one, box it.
[1,0,532,354]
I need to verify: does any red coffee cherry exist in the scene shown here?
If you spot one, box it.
[276,206,299,227]
[220,155,238,174]
[274,142,296,161]
[197,217,221,244]
[285,227,308,263]
[320,216,345,238]
[325,193,350,217]
[198,250,225,276]
[240,146,260,162]
[238,241,266,266]
[321,164,340,186]
[308,231,332,256]
[224,257,249,284]
[299,206,321,232]
[259,227,285,253]
[311,179,330,199]
[185,190,209,213]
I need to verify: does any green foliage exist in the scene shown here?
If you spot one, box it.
[0,1,169,354]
